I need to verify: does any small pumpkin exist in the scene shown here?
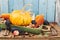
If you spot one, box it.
[35,14,44,27]
[0,14,10,20]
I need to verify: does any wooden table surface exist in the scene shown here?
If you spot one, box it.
[0,24,60,40]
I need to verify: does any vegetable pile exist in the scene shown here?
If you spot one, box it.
[0,4,45,35]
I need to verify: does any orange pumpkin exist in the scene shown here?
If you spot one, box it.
[9,10,32,26]
[0,14,10,20]
[35,14,44,27]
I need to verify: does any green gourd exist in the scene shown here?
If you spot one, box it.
[11,25,42,35]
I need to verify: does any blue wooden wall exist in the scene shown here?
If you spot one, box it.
[0,0,56,22]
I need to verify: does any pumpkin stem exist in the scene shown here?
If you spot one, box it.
[22,4,32,12]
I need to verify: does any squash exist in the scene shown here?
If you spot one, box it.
[9,4,32,26]
[11,25,42,35]
[9,10,32,26]
[35,14,44,27]
[0,14,10,20]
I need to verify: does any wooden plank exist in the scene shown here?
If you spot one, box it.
[1,0,8,13]
[8,0,14,13]
[24,0,39,15]
[0,0,2,14]
[8,0,24,13]
[39,0,48,20]
[13,0,24,10]
[47,0,56,22]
